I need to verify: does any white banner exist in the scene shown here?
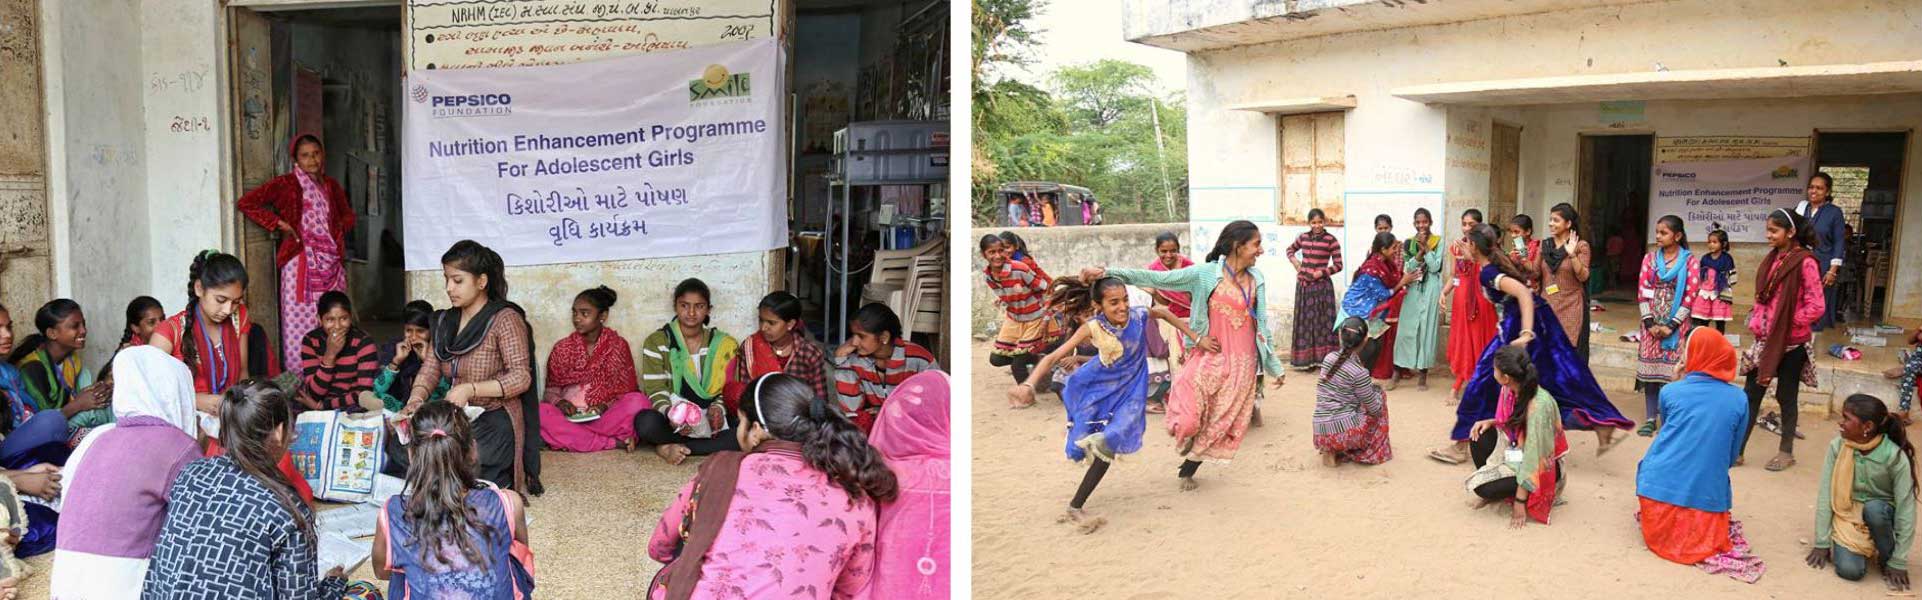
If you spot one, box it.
[1649,155,1809,243]
[403,38,786,270]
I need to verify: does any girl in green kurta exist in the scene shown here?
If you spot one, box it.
[1395,208,1445,390]
[9,299,114,439]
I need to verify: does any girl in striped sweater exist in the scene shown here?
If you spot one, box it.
[293,291,379,413]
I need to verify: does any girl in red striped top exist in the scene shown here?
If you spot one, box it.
[833,304,940,434]
[293,291,378,413]
[983,235,1052,386]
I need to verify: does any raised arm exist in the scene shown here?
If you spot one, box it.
[1496,274,1535,344]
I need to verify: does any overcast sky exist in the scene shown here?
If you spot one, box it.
[1011,0,1188,93]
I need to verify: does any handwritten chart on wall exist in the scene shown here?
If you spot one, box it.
[407,0,777,70]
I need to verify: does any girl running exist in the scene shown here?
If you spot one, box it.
[982,235,1051,386]
[1083,220,1286,491]
[1007,276,1201,529]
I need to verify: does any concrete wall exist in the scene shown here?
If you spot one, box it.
[43,0,154,370]
[0,0,52,346]
[140,0,225,308]
[968,223,1190,332]
[1174,0,1922,335]
[1513,94,1922,318]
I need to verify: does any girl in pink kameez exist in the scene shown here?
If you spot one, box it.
[867,370,950,600]
[648,374,894,600]
[237,135,353,372]
[539,286,648,453]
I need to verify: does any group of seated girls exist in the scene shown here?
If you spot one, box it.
[536,277,942,466]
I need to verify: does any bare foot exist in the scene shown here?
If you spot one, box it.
[1418,372,1430,391]
[1734,455,1745,467]
[1470,497,1498,510]
[1179,476,1199,492]
[1384,376,1400,391]
[1320,452,1338,468]
[1595,429,1625,457]
[1249,405,1264,428]
[1060,508,1108,534]
[655,443,691,465]
[623,438,638,453]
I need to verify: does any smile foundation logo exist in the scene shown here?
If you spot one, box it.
[689,64,751,105]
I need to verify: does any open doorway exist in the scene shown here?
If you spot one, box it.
[227,5,406,366]
[1578,133,1653,303]
[1815,130,1910,323]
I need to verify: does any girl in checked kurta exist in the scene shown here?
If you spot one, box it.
[1537,203,1592,360]
[1008,276,1201,530]
[1316,317,1391,467]
[1442,209,1497,403]
[1083,220,1287,491]
[1429,224,1629,465]
[237,134,354,374]
[1396,208,1445,391]
[1287,209,1342,369]
[1636,215,1701,437]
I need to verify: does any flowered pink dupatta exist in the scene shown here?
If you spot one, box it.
[867,370,951,599]
[292,167,344,302]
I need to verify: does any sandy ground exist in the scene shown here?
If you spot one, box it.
[970,341,1914,599]
[18,447,692,598]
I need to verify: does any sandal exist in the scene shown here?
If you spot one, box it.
[1765,454,1795,471]
[1636,420,1658,437]
[1427,447,1466,465]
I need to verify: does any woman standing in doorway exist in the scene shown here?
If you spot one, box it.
[1286,210,1342,370]
[1083,220,1287,491]
[1538,204,1592,359]
[1396,209,1445,391]
[1800,173,1848,332]
[237,135,354,372]
[1442,209,1498,403]
[1635,215,1700,437]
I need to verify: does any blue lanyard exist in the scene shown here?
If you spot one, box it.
[197,309,229,393]
[1223,263,1257,319]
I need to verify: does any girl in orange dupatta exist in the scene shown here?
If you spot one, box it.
[147,251,314,503]
[1637,329,1750,566]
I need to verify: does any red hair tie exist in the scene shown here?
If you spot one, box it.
[428,428,449,438]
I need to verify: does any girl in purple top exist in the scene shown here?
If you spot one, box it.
[51,346,203,599]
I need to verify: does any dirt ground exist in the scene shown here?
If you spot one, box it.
[970,342,1912,599]
[19,448,688,598]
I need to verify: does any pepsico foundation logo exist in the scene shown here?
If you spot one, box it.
[411,85,428,104]
[689,64,751,105]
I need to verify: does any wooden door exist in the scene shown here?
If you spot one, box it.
[230,8,282,356]
[1487,122,1521,227]
[1278,112,1346,226]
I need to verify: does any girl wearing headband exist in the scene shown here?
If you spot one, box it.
[372,400,532,598]
[649,373,896,599]
[1738,207,1823,472]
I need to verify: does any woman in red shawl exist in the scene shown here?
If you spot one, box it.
[237,135,354,376]
[538,286,646,453]
[723,292,830,413]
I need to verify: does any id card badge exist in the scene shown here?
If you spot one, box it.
[1504,447,1524,464]
[1545,284,1561,296]
[1453,277,1462,287]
